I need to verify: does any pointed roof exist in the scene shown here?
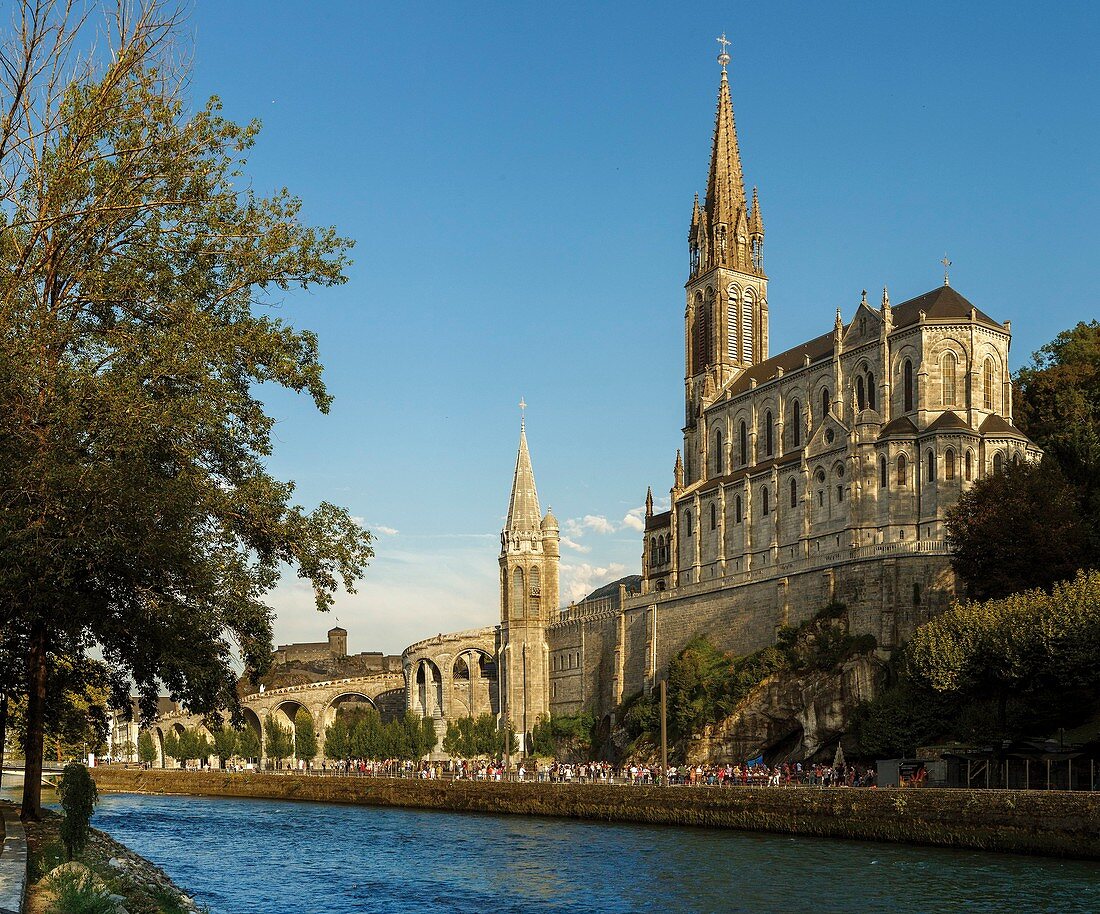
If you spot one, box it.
[979,414,1029,439]
[749,187,763,234]
[890,286,1002,330]
[506,420,542,533]
[704,70,749,242]
[927,410,973,433]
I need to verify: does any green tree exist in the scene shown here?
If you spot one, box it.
[58,762,98,861]
[293,708,318,762]
[212,726,238,767]
[0,2,372,820]
[264,715,292,768]
[137,730,157,766]
[236,725,261,762]
[162,731,180,766]
[946,458,1091,600]
[324,719,349,761]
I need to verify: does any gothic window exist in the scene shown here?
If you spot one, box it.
[913,583,922,606]
[761,486,770,516]
[792,400,801,447]
[903,359,914,412]
[710,503,716,530]
[650,537,658,565]
[764,410,774,457]
[867,372,876,411]
[714,428,724,476]
[880,455,888,488]
[727,287,740,361]
[511,567,525,619]
[789,477,797,508]
[836,484,844,503]
[993,452,1004,476]
[945,448,956,480]
[821,387,831,421]
[983,358,995,411]
[897,453,908,487]
[685,510,693,536]
[856,375,865,411]
[735,495,743,523]
[942,352,958,407]
[927,448,936,482]
[692,293,710,374]
[739,421,748,465]
[529,566,541,615]
[965,449,973,481]
[741,291,755,363]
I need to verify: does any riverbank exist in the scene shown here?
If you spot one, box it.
[90,768,1100,860]
[1,799,205,914]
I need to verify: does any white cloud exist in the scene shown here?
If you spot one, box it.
[373,524,400,536]
[581,514,617,535]
[560,561,627,603]
[560,535,591,554]
[620,506,646,531]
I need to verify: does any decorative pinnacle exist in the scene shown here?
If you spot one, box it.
[716,33,731,71]
[882,286,890,308]
[941,253,952,287]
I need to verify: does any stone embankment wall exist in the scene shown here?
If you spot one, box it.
[90,768,1100,860]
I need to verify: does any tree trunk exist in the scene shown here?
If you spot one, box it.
[0,692,8,792]
[20,620,48,822]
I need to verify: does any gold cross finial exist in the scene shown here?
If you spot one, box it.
[519,397,527,429]
[716,33,731,71]
[941,253,952,287]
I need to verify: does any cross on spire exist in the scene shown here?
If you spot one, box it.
[941,253,952,287]
[519,397,527,429]
[716,33,731,71]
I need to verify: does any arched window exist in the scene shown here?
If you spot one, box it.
[965,450,973,481]
[529,565,541,614]
[789,477,797,508]
[897,453,908,487]
[942,352,957,407]
[739,421,747,465]
[880,455,888,488]
[710,503,716,530]
[945,448,956,480]
[511,567,525,619]
[726,286,740,361]
[856,375,866,411]
[714,428,724,476]
[735,495,742,523]
[792,400,802,447]
[993,452,1004,475]
[685,510,693,536]
[903,359,913,412]
[761,486,770,516]
[821,388,831,420]
[692,293,711,374]
[867,372,876,411]
[927,448,936,482]
[765,410,774,457]
[741,290,755,363]
[650,537,658,565]
[983,358,995,411]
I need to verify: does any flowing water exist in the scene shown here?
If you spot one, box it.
[8,785,1100,913]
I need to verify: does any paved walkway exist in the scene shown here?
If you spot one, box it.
[0,804,27,914]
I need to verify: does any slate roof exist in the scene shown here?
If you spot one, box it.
[645,510,671,531]
[926,410,974,432]
[979,413,1029,438]
[879,415,919,437]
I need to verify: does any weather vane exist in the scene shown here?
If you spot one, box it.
[716,33,731,71]
[941,253,952,287]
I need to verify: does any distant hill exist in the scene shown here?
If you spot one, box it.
[581,575,643,606]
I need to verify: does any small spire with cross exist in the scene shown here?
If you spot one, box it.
[519,397,527,430]
[716,33,731,71]
[941,253,952,287]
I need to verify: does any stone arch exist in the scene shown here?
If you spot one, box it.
[240,707,262,762]
[323,692,377,730]
[414,658,444,718]
[449,648,499,718]
[153,726,166,769]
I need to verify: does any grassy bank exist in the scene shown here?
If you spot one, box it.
[90,768,1100,860]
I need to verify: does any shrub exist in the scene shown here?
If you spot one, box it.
[58,762,98,861]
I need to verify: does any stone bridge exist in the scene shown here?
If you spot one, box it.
[152,672,405,767]
[402,626,500,726]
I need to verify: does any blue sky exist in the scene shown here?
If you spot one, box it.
[185,1,1099,654]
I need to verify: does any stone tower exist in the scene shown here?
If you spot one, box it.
[684,42,768,484]
[498,418,559,752]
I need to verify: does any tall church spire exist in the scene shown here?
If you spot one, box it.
[506,420,542,534]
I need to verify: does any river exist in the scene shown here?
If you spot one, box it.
[9,786,1100,913]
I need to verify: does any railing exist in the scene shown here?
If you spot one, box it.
[630,539,953,607]
[402,626,498,657]
[555,596,617,626]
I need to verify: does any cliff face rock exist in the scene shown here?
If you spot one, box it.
[687,654,886,764]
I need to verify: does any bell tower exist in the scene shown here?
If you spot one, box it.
[498,407,558,752]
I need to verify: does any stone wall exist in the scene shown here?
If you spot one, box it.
[89,769,1100,860]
